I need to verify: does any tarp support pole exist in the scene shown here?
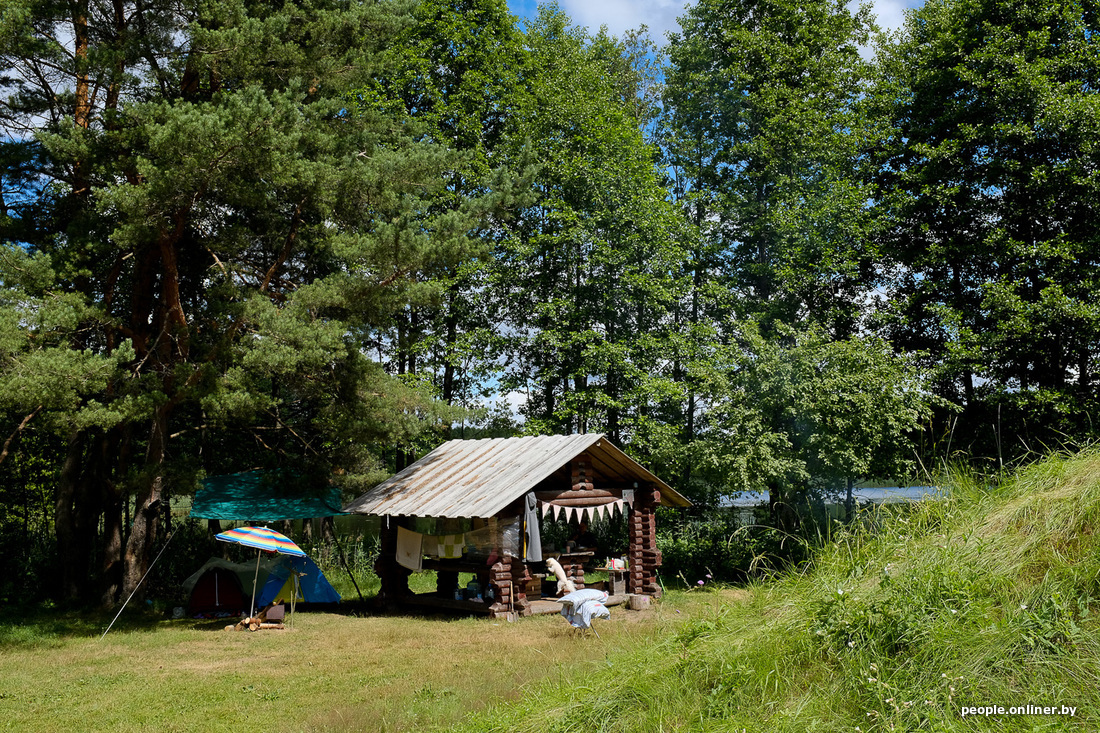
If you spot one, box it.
[101,528,176,640]
[332,533,364,602]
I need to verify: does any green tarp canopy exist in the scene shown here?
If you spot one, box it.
[191,470,345,521]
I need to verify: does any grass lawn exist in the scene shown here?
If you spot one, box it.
[0,591,692,733]
[13,451,1100,732]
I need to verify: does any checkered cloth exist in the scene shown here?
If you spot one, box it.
[421,533,465,559]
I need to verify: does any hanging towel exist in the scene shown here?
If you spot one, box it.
[439,534,464,559]
[524,491,543,562]
[396,526,423,571]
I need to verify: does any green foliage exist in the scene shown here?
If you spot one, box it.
[871,0,1100,460]
[663,0,879,333]
[811,556,988,657]
[657,507,801,583]
[2,0,1096,615]
[0,245,134,428]
[353,0,537,427]
[491,7,688,448]
[688,324,938,512]
[0,0,512,602]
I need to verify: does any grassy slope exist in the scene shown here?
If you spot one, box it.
[464,449,1100,732]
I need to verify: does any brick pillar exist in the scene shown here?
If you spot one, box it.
[488,557,511,618]
[513,560,532,616]
[488,557,510,618]
[627,488,662,598]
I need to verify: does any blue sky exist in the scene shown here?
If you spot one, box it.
[505,0,926,42]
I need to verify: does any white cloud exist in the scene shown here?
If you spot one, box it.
[861,0,919,33]
[555,0,689,42]
[523,0,919,45]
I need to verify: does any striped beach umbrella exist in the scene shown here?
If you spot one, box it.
[215,526,306,557]
[216,526,306,620]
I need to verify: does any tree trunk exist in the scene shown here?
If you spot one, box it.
[71,0,91,196]
[98,427,126,606]
[99,486,125,607]
[121,410,168,599]
[55,431,86,601]
[442,283,458,407]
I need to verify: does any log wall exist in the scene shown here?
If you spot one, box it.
[627,487,662,597]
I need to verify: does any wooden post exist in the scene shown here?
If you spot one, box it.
[376,517,410,610]
[513,560,532,616]
[488,556,533,618]
[436,569,459,599]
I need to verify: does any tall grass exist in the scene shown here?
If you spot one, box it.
[461,448,1100,732]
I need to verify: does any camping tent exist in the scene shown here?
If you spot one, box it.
[186,565,249,616]
[183,556,340,616]
[257,555,341,607]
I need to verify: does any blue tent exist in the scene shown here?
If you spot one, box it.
[256,554,341,607]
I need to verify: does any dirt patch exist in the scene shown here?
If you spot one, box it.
[716,587,752,604]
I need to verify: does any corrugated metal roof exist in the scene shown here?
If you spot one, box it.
[343,434,690,519]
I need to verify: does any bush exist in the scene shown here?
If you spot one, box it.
[657,507,805,584]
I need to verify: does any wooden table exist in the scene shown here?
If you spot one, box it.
[596,566,629,595]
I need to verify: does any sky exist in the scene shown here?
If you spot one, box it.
[505,0,926,42]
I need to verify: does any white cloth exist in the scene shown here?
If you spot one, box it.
[396,526,423,571]
[559,589,610,629]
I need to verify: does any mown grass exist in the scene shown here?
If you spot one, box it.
[0,587,670,732]
[459,448,1100,732]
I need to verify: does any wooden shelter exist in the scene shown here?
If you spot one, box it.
[343,434,690,619]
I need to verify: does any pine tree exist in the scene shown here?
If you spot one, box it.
[0,0,495,603]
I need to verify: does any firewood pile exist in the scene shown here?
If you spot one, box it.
[225,600,286,631]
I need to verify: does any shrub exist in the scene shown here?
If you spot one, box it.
[657,507,805,584]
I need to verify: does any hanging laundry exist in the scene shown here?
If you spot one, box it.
[396,526,423,571]
[438,534,464,559]
[523,491,542,562]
